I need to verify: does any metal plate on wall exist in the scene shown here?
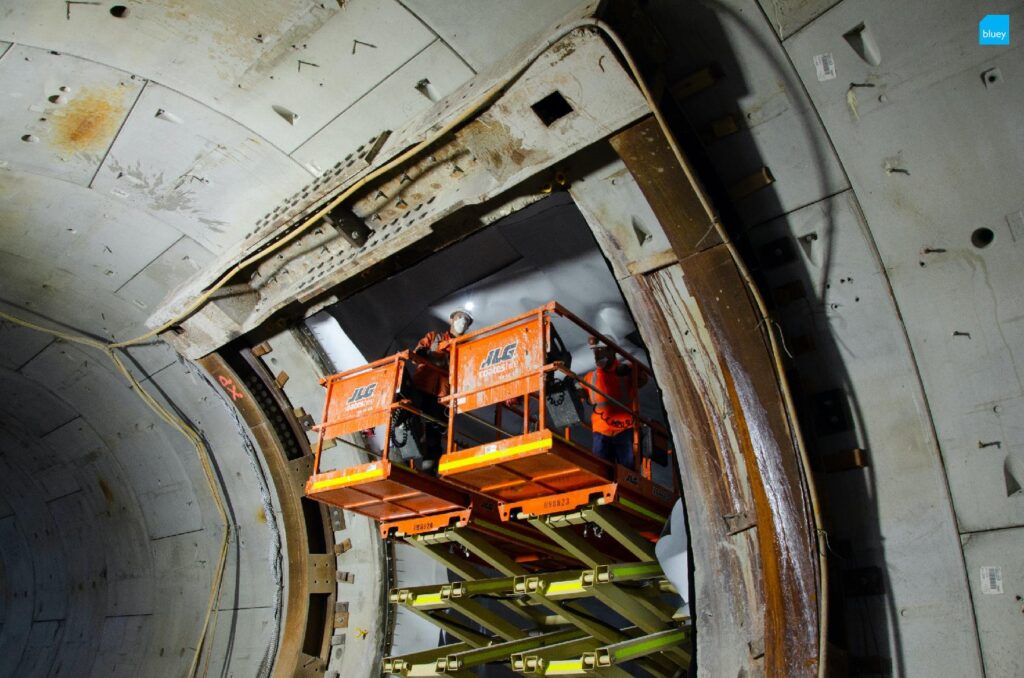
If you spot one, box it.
[962,527,1024,677]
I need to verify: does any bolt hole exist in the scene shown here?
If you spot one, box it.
[110,5,129,18]
[971,227,994,249]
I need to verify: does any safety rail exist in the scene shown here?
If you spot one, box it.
[435,302,675,522]
[439,301,670,474]
[305,351,481,538]
[310,350,445,474]
[305,302,677,540]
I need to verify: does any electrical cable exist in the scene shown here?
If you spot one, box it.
[216,386,282,678]
[105,349,231,678]
[0,16,827,676]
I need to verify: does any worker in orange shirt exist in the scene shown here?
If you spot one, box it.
[580,336,645,469]
[408,309,473,468]
[411,309,473,396]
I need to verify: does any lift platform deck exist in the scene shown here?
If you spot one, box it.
[304,351,478,538]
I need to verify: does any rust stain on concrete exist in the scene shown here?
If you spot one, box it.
[52,88,126,155]
[466,115,541,182]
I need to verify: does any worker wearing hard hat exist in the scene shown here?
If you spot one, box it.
[408,309,473,469]
[411,308,473,397]
[580,336,645,469]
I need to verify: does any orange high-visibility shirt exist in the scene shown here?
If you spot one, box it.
[411,330,453,397]
[584,360,634,436]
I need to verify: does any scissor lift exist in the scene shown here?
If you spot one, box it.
[304,351,478,537]
[304,303,690,675]
[303,351,578,571]
[438,303,675,529]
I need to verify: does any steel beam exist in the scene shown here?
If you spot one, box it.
[445,597,526,641]
[584,506,657,562]
[585,627,691,670]
[405,607,491,648]
[440,628,587,672]
[385,643,472,675]
[528,516,615,568]
[510,635,601,674]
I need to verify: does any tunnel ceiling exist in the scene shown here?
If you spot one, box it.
[0,0,588,340]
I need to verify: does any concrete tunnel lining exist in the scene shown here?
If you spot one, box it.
[16,1,1007,675]
[0,18,819,678]
[0,332,284,676]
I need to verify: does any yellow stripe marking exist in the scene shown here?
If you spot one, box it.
[545,580,585,596]
[545,659,584,674]
[412,592,442,607]
[309,467,384,492]
[439,438,551,473]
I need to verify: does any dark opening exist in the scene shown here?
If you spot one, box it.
[323,192,678,487]
[302,592,330,656]
[110,5,129,18]
[301,497,328,554]
[531,91,574,126]
[971,227,994,248]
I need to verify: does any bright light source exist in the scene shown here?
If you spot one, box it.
[464,300,475,311]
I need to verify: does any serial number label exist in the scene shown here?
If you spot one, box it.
[542,496,571,510]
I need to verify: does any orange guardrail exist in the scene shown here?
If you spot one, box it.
[436,302,676,520]
[305,301,677,534]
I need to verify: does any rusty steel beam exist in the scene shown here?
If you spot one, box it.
[199,353,334,677]
[564,115,820,675]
